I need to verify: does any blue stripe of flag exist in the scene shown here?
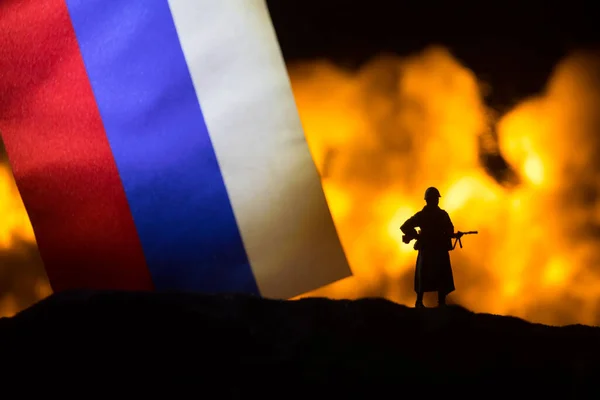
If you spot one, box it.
[65,0,260,294]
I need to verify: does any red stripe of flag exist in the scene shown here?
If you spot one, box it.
[0,0,154,291]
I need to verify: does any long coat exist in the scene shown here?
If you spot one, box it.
[401,205,455,295]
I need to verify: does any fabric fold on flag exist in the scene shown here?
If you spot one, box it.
[0,0,352,299]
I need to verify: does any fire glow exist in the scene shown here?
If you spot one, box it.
[1,46,600,326]
[290,47,600,326]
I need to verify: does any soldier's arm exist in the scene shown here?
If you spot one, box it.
[400,213,420,237]
[444,211,456,237]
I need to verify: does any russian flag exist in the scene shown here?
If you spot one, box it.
[0,0,351,298]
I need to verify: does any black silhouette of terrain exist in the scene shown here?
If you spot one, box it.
[1,290,599,397]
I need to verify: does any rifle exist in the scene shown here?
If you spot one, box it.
[401,230,478,251]
[452,231,478,250]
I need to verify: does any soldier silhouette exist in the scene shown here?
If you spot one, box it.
[400,187,462,308]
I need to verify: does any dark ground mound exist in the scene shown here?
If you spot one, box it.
[1,290,599,397]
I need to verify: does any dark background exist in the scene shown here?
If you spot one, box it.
[267,1,598,113]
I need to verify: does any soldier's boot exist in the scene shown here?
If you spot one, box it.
[437,292,447,307]
[415,292,425,308]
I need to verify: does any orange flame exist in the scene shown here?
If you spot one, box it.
[290,47,600,326]
[0,162,51,317]
[0,164,36,248]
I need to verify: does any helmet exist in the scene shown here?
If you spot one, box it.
[424,187,441,200]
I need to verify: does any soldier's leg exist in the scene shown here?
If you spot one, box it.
[437,291,446,307]
[415,292,424,308]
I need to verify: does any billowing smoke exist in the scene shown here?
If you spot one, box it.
[289,46,600,326]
